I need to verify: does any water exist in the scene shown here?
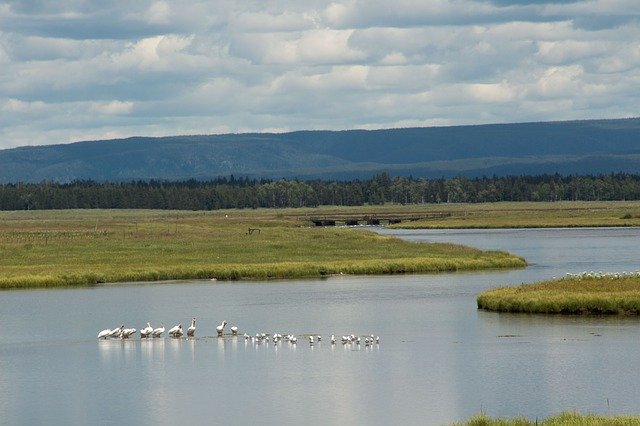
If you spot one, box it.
[2,227,640,425]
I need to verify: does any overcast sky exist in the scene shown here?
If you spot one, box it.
[0,0,639,149]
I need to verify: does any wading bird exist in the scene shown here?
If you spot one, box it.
[108,325,124,338]
[216,320,227,336]
[140,322,153,338]
[121,328,136,339]
[168,324,183,338]
[152,323,165,338]
[187,318,196,337]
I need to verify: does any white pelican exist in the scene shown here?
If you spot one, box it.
[187,318,196,337]
[98,328,111,339]
[152,323,165,338]
[108,325,124,338]
[309,336,314,345]
[168,324,183,337]
[121,328,136,339]
[216,320,227,336]
[140,322,153,338]
[243,333,250,340]
[230,325,238,335]
[330,335,336,344]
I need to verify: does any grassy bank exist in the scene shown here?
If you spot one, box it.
[477,272,640,315]
[454,412,640,425]
[381,200,640,229]
[0,209,525,289]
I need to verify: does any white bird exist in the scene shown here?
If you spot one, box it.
[98,328,111,339]
[231,325,238,335]
[316,335,322,341]
[168,324,183,337]
[108,325,124,338]
[330,335,336,344]
[121,328,136,339]
[243,333,250,340]
[216,320,227,336]
[140,322,153,338]
[187,318,196,337]
[309,335,314,345]
[152,323,165,338]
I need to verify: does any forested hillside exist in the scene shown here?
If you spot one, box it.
[1,118,640,183]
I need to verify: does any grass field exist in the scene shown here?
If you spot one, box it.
[380,200,640,229]
[477,272,640,315]
[0,208,525,289]
[454,412,640,425]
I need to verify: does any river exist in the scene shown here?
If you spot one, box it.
[1,227,639,425]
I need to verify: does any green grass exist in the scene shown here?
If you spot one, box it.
[0,209,525,289]
[383,200,640,229]
[477,273,640,315]
[454,412,640,425]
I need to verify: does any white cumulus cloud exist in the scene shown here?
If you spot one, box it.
[0,0,638,148]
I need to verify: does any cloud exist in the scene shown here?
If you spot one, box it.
[90,100,134,115]
[231,29,366,65]
[2,98,48,113]
[0,0,639,149]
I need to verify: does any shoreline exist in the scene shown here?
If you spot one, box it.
[0,208,526,290]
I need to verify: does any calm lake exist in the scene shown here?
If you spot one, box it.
[2,227,640,425]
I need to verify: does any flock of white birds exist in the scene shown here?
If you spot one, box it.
[98,318,380,346]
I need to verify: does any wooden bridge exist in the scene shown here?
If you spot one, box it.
[307,212,452,227]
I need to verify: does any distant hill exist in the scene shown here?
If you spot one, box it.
[2,118,640,183]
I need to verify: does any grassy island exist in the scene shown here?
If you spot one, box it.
[478,272,640,315]
[454,412,640,425]
[0,209,525,289]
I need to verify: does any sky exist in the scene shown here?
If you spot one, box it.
[0,0,639,149]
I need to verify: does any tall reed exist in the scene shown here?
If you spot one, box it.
[478,273,640,315]
[454,412,640,425]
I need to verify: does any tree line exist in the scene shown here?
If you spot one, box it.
[2,173,640,211]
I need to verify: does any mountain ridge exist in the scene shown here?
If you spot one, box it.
[2,117,640,183]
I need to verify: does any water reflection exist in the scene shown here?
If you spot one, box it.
[98,339,137,364]
[2,228,640,425]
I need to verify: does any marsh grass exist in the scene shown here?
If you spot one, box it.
[454,412,640,425]
[0,209,525,289]
[385,201,640,229]
[477,274,640,315]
